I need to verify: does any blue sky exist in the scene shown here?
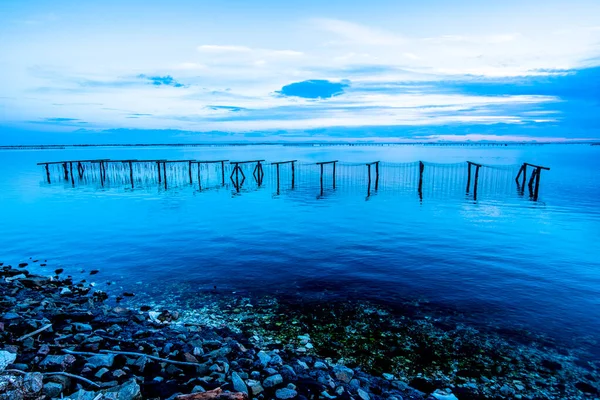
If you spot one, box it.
[1,0,599,143]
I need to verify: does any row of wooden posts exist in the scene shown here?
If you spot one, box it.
[38,159,550,200]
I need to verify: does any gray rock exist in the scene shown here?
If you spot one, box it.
[191,385,206,393]
[95,368,110,378]
[103,379,141,400]
[276,388,298,399]
[2,312,21,320]
[72,322,92,332]
[23,372,43,394]
[232,372,248,395]
[500,385,515,397]
[431,390,459,400]
[85,354,115,369]
[60,287,72,296]
[314,361,328,370]
[349,379,361,390]
[270,354,284,366]
[333,365,354,383]
[382,373,394,380]
[257,350,271,366]
[39,354,76,369]
[357,389,370,400]
[281,365,297,380]
[0,350,17,372]
[263,374,283,388]
[247,380,264,395]
[43,382,64,397]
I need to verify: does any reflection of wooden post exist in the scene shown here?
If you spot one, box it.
[129,161,134,188]
[77,162,84,179]
[418,161,424,197]
[45,163,51,183]
[63,163,69,180]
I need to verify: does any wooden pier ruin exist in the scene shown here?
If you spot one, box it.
[37,158,551,201]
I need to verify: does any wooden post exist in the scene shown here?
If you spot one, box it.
[276,163,280,194]
[129,161,134,188]
[77,162,84,179]
[522,164,527,189]
[528,168,536,194]
[188,161,193,185]
[100,161,105,187]
[320,163,324,196]
[466,162,472,194]
[332,161,336,189]
[418,161,424,198]
[163,162,167,189]
[221,161,225,186]
[69,162,74,185]
[367,163,372,197]
[197,162,202,190]
[291,161,295,189]
[157,162,162,183]
[45,163,51,183]
[63,162,69,181]
[533,167,542,201]
[473,165,480,200]
[375,161,379,191]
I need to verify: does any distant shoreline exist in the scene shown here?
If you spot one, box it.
[1,141,599,150]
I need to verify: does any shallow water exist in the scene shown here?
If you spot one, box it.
[1,144,599,355]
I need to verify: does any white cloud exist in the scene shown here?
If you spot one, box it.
[197,45,253,53]
[313,18,407,46]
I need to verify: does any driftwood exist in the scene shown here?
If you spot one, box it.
[99,349,207,367]
[176,388,247,400]
[3,369,99,388]
[16,324,53,341]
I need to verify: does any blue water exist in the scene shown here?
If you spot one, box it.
[1,144,599,353]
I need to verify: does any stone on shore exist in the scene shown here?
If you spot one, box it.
[0,350,17,372]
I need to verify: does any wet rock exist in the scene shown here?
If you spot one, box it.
[276,388,298,399]
[0,350,17,372]
[72,322,92,332]
[60,287,72,296]
[18,263,28,268]
[39,354,76,369]
[90,270,99,275]
[431,389,458,400]
[43,382,64,397]
[257,350,271,367]
[357,388,370,400]
[333,365,354,383]
[23,372,43,394]
[247,380,264,396]
[232,372,248,395]
[281,365,297,380]
[264,374,284,388]
[314,361,327,370]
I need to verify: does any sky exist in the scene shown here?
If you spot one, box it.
[1,0,599,144]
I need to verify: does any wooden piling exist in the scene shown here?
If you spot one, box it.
[44,163,50,184]
[533,167,542,201]
[367,163,372,197]
[63,163,69,181]
[128,161,134,188]
[163,162,167,189]
[473,164,481,200]
[418,161,424,197]
[320,163,324,196]
[69,162,74,185]
[466,163,472,193]
[375,161,379,191]
[77,162,84,179]
[276,163,280,194]
[221,161,225,186]
[188,161,193,185]
[291,161,295,189]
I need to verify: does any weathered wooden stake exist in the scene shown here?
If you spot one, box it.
[291,162,295,189]
[221,161,225,186]
[473,164,480,200]
[197,162,202,190]
[533,167,542,201]
[367,164,372,197]
[129,161,134,188]
[77,162,84,179]
[375,161,379,191]
[276,163,280,194]
[157,162,162,183]
[466,163,472,194]
[332,161,336,189]
[63,163,69,181]
[188,161,193,185]
[69,162,74,185]
[418,161,424,198]
[163,162,167,189]
[45,163,51,183]
[320,163,324,196]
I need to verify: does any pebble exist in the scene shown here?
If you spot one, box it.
[357,388,370,400]
[247,379,264,395]
[0,350,17,372]
[333,365,354,383]
[232,372,248,395]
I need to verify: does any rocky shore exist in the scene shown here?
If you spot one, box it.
[1,264,599,400]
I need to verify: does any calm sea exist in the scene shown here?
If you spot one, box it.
[1,144,599,354]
